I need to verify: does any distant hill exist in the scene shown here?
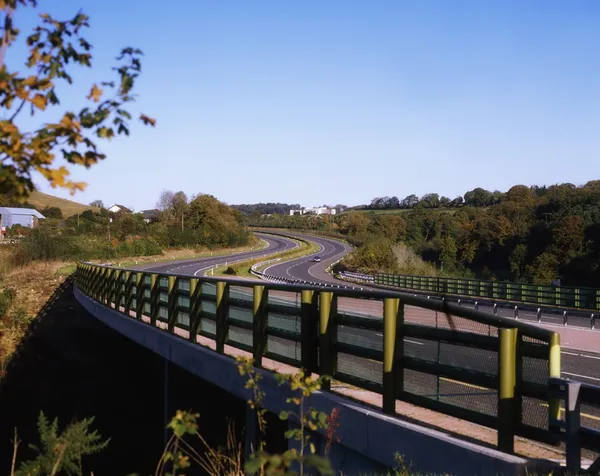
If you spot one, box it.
[28,191,100,218]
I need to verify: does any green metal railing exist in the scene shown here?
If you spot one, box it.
[76,262,562,454]
[375,273,600,311]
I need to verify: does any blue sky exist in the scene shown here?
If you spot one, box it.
[11,0,600,210]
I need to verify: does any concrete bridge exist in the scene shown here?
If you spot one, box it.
[72,236,600,476]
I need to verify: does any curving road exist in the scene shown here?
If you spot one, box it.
[261,233,353,285]
[137,233,298,276]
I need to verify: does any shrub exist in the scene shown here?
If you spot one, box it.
[224,266,237,275]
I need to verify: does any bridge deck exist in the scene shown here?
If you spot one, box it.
[140,312,568,462]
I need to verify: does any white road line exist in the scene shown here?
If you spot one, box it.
[562,351,579,356]
[562,372,600,382]
[582,354,600,360]
[375,334,425,346]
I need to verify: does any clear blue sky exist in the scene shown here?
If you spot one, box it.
[14,0,600,210]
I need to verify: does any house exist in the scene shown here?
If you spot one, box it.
[289,206,336,216]
[139,209,161,224]
[0,207,45,239]
[107,204,132,214]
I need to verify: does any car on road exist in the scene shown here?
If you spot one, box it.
[311,256,321,262]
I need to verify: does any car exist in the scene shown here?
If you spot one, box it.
[311,256,321,262]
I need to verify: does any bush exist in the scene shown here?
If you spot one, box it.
[224,266,237,275]
[0,288,16,317]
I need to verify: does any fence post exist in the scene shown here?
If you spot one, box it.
[319,291,337,391]
[114,269,123,311]
[548,333,561,432]
[135,272,144,320]
[252,285,268,368]
[383,297,403,415]
[167,275,177,333]
[150,273,159,326]
[565,381,582,473]
[498,328,517,453]
[216,281,229,353]
[188,278,201,342]
[301,290,318,375]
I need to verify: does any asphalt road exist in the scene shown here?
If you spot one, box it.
[255,233,600,432]
[137,233,298,276]
[261,233,353,284]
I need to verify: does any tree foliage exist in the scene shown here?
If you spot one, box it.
[0,1,155,201]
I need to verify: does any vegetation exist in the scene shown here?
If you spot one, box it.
[23,192,100,218]
[0,0,155,201]
[250,181,600,287]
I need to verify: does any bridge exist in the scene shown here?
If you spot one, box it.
[74,231,599,475]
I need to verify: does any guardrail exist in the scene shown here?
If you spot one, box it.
[374,272,600,311]
[76,262,565,455]
[337,272,599,330]
[548,378,600,473]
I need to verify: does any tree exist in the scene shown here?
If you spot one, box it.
[40,205,61,219]
[0,1,155,201]
[464,188,493,207]
[90,200,105,209]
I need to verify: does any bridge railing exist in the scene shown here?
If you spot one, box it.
[76,262,562,454]
[372,272,600,311]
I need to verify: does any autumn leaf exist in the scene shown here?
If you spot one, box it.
[31,94,47,110]
[140,114,156,126]
[87,84,102,102]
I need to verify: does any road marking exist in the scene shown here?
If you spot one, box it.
[561,351,579,356]
[541,403,600,422]
[582,354,600,360]
[440,378,488,391]
[562,372,600,382]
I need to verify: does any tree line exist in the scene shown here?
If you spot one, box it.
[249,182,600,287]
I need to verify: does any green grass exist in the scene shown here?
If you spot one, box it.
[56,264,77,276]
[28,191,100,217]
[213,236,320,278]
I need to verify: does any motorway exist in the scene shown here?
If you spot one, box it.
[133,230,600,432]
[136,233,299,276]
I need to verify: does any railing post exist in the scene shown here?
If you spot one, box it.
[123,271,132,316]
[114,269,123,311]
[135,272,144,320]
[383,297,403,415]
[319,291,337,391]
[498,328,517,453]
[216,281,229,353]
[150,273,159,326]
[565,381,582,473]
[167,275,177,333]
[188,278,201,342]
[548,333,561,432]
[100,267,108,304]
[300,290,318,375]
[252,285,268,368]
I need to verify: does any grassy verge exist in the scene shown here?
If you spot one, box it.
[213,235,320,278]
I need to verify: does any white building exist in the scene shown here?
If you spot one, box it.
[289,206,336,216]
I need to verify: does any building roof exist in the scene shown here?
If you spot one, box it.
[140,209,161,219]
[0,207,45,219]
[108,204,132,213]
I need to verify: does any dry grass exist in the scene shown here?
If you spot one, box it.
[0,260,70,377]
[27,191,100,218]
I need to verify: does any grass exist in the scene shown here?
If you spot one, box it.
[213,236,320,278]
[27,191,100,217]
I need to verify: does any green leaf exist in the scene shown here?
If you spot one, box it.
[279,410,289,420]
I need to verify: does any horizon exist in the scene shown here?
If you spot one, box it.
[9,1,599,211]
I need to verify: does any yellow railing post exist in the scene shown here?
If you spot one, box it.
[167,275,177,333]
[216,281,229,353]
[135,272,144,320]
[498,328,517,453]
[188,278,201,342]
[319,291,337,391]
[150,273,158,326]
[383,297,403,415]
[300,290,318,375]
[123,271,132,316]
[549,332,561,431]
[252,285,268,367]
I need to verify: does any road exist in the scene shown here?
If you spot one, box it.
[252,233,600,432]
[137,233,298,276]
[261,232,353,284]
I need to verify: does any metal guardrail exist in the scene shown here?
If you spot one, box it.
[548,378,600,473]
[75,262,567,455]
[338,272,599,330]
[374,272,600,311]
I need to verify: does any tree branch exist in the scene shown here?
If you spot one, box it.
[8,99,26,123]
[0,7,15,68]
